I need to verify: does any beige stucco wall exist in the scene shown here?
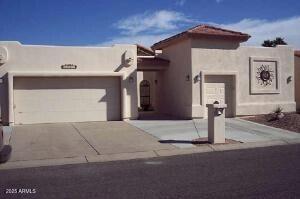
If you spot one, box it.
[0,41,138,124]
[157,39,192,119]
[295,55,300,112]
[191,38,295,117]
[153,38,295,118]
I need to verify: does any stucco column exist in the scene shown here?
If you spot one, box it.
[206,104,227,144]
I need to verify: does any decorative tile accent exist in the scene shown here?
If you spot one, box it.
[250,57,280,94]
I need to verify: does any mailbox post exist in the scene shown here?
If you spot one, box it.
[0,126,12,163]
[206,103,227,144]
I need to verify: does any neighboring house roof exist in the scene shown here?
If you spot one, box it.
[151,24,251,50]
[137,57,170,64]
[136,44,170,71]
[295,50,300,57]
[137,57,170,71]
[137,44,155,56]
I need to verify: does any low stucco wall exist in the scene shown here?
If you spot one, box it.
[0,41,138,124]
[295,55,300,112]
[191,39,295,117]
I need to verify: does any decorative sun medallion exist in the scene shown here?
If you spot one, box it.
[256,64,274,86]
[250,58,279,94]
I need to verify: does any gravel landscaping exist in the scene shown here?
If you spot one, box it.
[241,112,300,133]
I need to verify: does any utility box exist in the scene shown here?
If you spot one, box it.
[206,103,227,144]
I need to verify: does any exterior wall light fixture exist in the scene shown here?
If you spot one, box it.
[194,74,201,82]
[287,76,292,83]
[185,74,190,81]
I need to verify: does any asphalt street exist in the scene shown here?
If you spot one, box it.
[0,144,299,199]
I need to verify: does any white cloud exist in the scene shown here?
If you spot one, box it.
[98,33,173,47]
[97,9,300,49]
[97,10,194,47]
[176,0,186,6]
[220,16,300,48]
[115,10,193,36]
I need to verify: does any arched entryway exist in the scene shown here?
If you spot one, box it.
[140,80,151,111]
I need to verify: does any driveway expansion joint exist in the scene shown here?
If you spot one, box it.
[207,145,216,151]
[84,156,89,163]
[153,150,160,157]
[70,123,101,155]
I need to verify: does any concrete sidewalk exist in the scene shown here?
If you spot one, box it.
[128,118,300,148]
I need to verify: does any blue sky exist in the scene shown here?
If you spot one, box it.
[1,0,300,48]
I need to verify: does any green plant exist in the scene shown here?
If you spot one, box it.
[271,106,285,120]
[274,106,283,114]
[262,37,287,47]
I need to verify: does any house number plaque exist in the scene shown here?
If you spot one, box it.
[61,64,77,69]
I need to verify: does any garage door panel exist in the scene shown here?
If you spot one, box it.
[14,110,115,124]
[14,77,120,90]
[14,92,116,112]
[14,77,121,124]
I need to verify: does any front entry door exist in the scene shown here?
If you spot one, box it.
[140,80,151,111]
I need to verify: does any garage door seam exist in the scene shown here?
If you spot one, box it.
[71,123,101,155]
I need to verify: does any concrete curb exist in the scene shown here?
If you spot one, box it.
[0,156,87,170]
[209,140,287,151]
[86,151,157,163]
[0,140,299,170]
[155,145,214,156]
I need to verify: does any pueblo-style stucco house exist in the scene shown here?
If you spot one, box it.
[0,25,296,125]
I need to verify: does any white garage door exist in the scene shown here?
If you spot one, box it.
[13,77,121,124]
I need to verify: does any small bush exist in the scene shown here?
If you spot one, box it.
[271,106,284,120]
[274,106,283,114]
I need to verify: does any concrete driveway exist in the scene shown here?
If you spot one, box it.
[9,122,174,162]
[128,118,300,148]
